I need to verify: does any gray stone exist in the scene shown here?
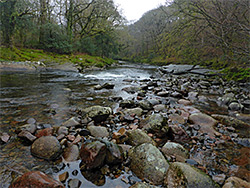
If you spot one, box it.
[164,162,219,188]
[87,126,109,138]
[124,107,143,117]
[63,145,79,162]
[82,106,112,123]
[189,113,218,137]
[68,178,81,188]
[129,143,169,185]
[139,100,153,110]
[140,113,169,137]
[228,102,242,111]
[62,117,80,127]
[31,136,62,160]
[18,123,37,134]
[57,126,68,135]
[127,129,156,146]
[18,130,37,143]
[161,142,189,162]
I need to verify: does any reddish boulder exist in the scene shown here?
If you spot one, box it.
[80,141,106,170]
[10,171,64,188]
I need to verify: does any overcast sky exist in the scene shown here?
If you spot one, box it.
[113,0,167,22]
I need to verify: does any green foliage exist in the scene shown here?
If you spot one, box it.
[222,67,250,82]
[39,24,72,54]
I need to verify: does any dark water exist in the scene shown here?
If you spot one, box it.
[0,62,157,187]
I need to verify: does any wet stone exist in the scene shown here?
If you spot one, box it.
[161,142,189,162]
[35,127,53,138]
[80,141,106,170]
[0,132,10,144]
[63,145,79,162]
[9,171,64,188]
[222,176,250,188]
[129,143,169,185]
[164,162,219,188]
[31,136,62,160]
[18,130,37,143]
[68,178,81,188]
[87,126,109,138]
[127,129,156,146]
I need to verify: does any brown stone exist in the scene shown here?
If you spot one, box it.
[35,128,53,138]
[9,171,64,188]
[80,141,106,170]
[189,113,218,137]
[222,176,250,188]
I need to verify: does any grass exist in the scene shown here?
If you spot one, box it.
[0,47,117,68]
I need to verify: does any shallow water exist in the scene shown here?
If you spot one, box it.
[0,62,249,187]
[0,62,157,187]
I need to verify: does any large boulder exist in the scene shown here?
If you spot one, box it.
[189,113,218,137]
[161,142,189,162]
[80,141,106,170]
[9,171,64,188]
[82,106,112,123]
[129,143,169,185]
[31,136,62,160]
[126,129,156,146]
[164,162,219,188]
[140,113,169,137]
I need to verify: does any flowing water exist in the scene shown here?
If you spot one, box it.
[0,62,249,187]
[0,62,157,187]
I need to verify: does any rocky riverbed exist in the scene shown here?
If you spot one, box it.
[0,62,249,188]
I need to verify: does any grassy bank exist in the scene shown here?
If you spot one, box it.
[124,55,250,82]
[0,47,116,68]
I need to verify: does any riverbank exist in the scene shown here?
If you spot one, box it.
[0,47,116,71]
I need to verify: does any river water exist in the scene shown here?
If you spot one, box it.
[0,62,249,187]
[0,62,158,187]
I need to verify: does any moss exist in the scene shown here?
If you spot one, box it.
[221,67,250,82]
[0,47,116,68]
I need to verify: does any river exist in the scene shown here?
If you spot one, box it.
[0,62,249,187]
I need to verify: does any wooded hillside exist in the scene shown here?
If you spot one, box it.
[119,0,249,70]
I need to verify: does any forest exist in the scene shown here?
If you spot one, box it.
[0,0,249,79]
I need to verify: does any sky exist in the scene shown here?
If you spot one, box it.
[113,0,167,22]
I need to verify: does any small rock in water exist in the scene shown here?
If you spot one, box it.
[18,130,37,143]
[62,117,80,127]
[68,178,81,188]
[59,171,69,183]
[0,132,10,144]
